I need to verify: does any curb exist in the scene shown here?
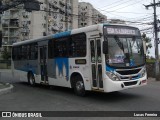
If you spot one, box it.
[0,84,14,95]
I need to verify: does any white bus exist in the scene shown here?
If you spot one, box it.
[12,24,147,96]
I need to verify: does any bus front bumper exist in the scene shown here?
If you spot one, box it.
[103,75,147,93]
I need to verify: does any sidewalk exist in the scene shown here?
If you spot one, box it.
[0,82,13,95]
[0,70,14,95]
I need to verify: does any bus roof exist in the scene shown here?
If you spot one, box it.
[13,23,138,46]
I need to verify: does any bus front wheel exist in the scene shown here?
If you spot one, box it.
[28,73,35,86]
[73,76,86,96]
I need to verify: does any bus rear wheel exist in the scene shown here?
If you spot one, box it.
[28,73,35,86]
[73,76,86,96]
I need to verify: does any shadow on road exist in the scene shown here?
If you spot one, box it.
[86,91,142,102]
[15,81,142,103]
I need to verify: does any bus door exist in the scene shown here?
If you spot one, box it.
[90,38,103,90]
[39,46,48,83]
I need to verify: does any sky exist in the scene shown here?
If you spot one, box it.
[79,0,160,57]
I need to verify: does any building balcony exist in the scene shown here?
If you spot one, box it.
[51,25,59,31]
[22,12,29,18]
[59,0,65,6]
[2,15,10,19]
[9,24,19,28]
[21,21,28,26]
[49,0,58,6]
[52,4,59,10]
[9,33,20,37]
[2,23,9,27]
[59,8,65,14]
[2,32,9,36]
[49,2,59,10]
[2,41,9,45]
[67,9,72,15]
[2,36,9,38]
[2,40,17,46]
[21,29,30,33]
[10,8,19,11]
[68,19,72,23]
[10,15,19,19]
[66,3,72,9]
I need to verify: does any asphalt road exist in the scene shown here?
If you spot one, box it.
[0,72,160,120]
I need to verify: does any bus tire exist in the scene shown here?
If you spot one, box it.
[28,73,35,86]
[73,75,86,96]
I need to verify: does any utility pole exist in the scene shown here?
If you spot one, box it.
[145,0,160,81]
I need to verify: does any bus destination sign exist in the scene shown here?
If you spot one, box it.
[105,26,138,35]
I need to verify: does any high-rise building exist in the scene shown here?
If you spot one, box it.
[78,2,107,28]
[0,0,78,54]
[1,7,21,53]
[21,0,78,39]
[47,0,78,35]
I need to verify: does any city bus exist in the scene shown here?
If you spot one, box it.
[12,24,147,96]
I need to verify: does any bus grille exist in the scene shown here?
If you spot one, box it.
[120,75,139,80]
[124,81,137,86]
[116,68,141,75]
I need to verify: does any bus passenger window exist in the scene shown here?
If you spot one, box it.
[71,33,86,57]
[90,41,95,63]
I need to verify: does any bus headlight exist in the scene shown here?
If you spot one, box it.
[106,72,120,81]
[140,68,146,77]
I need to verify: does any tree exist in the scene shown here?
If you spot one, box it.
[142,33,152,54]
[2,47,11,60]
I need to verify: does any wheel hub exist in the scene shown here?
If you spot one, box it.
[76,81,83,91]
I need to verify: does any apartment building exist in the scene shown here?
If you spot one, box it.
[78,2,107,28]
[1,7,21,53]
[0,0,78,53]
[47,0,78,35]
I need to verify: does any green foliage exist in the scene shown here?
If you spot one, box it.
[1,47,11,60]
[142,33,152,54]
[146,59,155,63]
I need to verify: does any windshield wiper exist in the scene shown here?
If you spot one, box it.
[114,36,131,64]
[114,36,124,52]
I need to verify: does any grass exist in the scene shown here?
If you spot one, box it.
[146,59,155,63]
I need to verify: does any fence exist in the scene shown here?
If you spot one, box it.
[146,63,160,78]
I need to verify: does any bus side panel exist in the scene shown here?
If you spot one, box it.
[69,57,91,91]
[14,60,39,82]
[47,58,71,88]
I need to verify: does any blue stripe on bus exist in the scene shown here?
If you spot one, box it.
[16,67,36,75]
[53,31,71,39]
[106,65,115,72]
[55,58,69,81]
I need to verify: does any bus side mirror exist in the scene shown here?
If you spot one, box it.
[103,41,108,54]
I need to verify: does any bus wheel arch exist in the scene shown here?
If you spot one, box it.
[27,71,35,86]
[70,72,86,96]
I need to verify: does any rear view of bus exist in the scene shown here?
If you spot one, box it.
[102,25,147,92]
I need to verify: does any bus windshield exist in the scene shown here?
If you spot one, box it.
[105,35,145,68]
